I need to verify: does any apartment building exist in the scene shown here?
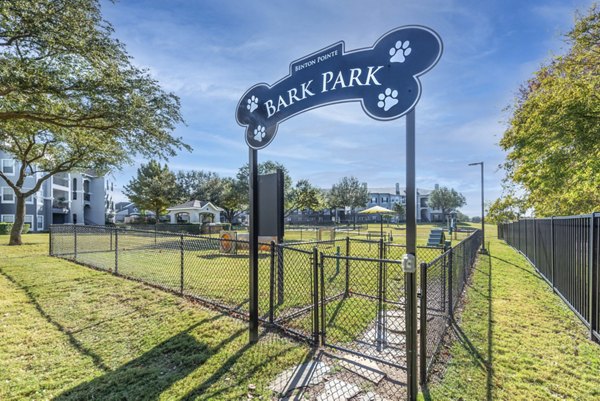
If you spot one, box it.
[286,182,444,224]
[0,151,106,231]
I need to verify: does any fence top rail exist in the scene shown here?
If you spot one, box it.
[320,252,402,264]
[277,245,314,255]
[49,224,256,243]
[283,238,344,246]
[385,243,444,251]
[501,212,600,223]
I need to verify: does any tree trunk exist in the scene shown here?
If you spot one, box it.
[9,194,26,246]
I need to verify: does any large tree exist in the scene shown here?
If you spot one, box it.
[500,5,600,216]
[220,177,246,224]
[236,160,295,213]
[175,170,225,205]
[393,201,405,222]
[286,179,324,217]
[0,0,188,244]
[428,186,466,219]
[330,176,368,225]
[486,195,527,224]
[123,161,179,223]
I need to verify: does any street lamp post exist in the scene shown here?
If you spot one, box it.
[468,161,487,254]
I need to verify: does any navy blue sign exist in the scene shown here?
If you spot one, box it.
[236,25,442,150]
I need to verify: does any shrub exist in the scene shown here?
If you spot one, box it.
[0,223,11,235]
[0,223,30,234]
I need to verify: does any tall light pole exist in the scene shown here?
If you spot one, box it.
[468,162,487,254]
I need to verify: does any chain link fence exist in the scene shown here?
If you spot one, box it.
[50,224,482,391]
[419,230,483,380]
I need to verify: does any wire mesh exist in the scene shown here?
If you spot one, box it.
[269,245,316,341]
[421,230,482,378]
[49,224,75,259]
[75,225,114,272]
[49,224,488,388]
[320,253,406,368]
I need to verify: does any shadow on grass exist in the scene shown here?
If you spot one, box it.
[55,315,243,401]
[490,254,542,280]
[421,249,494,401]
[0,269,112,372]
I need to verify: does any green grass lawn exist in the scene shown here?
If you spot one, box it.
[282,222,471,245]
[422,224,600,401]
[49,225,447,344]
[4,223,595,400]
[0,234,310,401]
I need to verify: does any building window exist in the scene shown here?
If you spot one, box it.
[1,187,14,204]
[371,197,377,203]
[72,178,77,200]
[382,197,388,203]
[26,194,34,204]
[37,215,44,230]
[1,159,15,175]
[1,214,15,223]
[24,215,33,226]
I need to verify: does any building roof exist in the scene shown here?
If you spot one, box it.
[170,200,208,209]
[368,187,433,195]
[167,200,223,212]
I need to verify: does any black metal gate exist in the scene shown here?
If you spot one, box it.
[319,252,407,369]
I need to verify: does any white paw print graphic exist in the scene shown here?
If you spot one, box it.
[253,125,266,142]
[389,40,411,63]
[246,95,259,113]
[377,88,399,112]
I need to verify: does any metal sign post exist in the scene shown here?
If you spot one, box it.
[248,148,259,343]
[405,108,418,399]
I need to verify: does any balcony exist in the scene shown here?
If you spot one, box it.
[84,192,91,202]
[53,175,69,188]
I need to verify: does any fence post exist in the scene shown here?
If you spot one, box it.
[551,216,555,291]
[312,247,320,345]
[180,234,184,295]
[533,219,539,271]
[345,236,350,296]
[269,241,276,324]
[589,213,597,341]
[448,247,454,319]
[114,228,119,274]
[442,241,450,305]
[320,252,326,346]
[419,262,428,385]
[336,246,340,275]
[110,228,113,252]
[377,238,384,351]
[73,225,78,261]
[277,244,285,305]
[49,226,53,256]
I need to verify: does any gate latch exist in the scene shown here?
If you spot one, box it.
[402,254,416,273]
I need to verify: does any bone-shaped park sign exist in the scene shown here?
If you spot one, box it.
[236,25,443,150]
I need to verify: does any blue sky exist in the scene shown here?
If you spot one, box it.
[102,0,593,216]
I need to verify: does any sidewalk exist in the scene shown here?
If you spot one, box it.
[422,226,600,400]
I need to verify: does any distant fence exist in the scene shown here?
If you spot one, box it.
[498,215,599,343]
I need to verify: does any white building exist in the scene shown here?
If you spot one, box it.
[0,151,106,231]
[366,183,444,222]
